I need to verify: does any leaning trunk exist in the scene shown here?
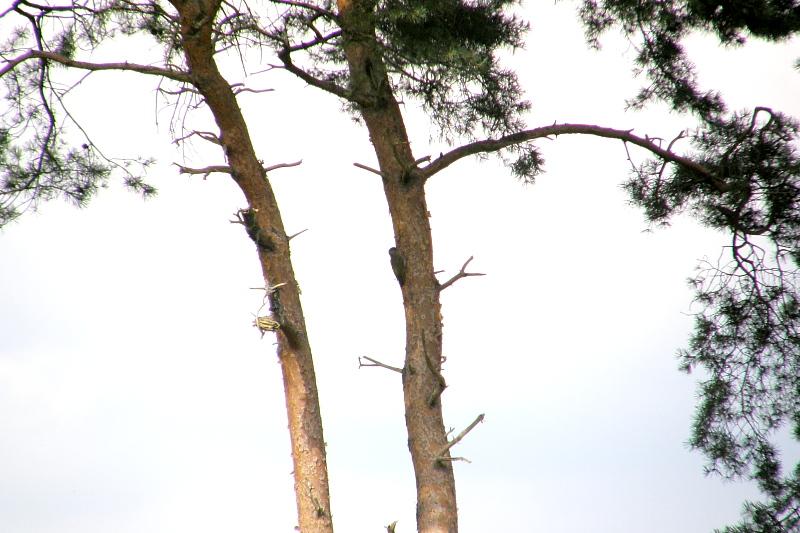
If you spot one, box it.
[172,1,333,532]
[335,2,458,531]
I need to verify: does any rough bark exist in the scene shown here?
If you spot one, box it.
[171,2,333,532]
[335,2,458,532]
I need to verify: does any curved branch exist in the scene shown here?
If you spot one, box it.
[1,50,191,82]
[276,48,353,101]
[422,123,730,192]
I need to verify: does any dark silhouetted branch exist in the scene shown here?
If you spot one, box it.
[422,123,729,192]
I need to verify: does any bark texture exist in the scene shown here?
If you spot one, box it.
[335,2,458,532]
[171,2,333,532]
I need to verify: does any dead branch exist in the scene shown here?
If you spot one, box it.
[233,86,275,96]
[287,228,309,241]
[436,413,485,461]
[353,162,388,178]
[159,86,202,97]
[264,159,303,173]
[438,256,486,291]
[358,356,403,374]
[421,123,728,192]
[173,130,222,146]
[175,163,232,178]
[436,456,472,464]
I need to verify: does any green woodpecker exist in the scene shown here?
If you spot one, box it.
[388,246,406,287]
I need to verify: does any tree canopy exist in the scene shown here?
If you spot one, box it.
[1,1,799,532]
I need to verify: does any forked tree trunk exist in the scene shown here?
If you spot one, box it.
[171,1,334,532]
[336,2,459,531]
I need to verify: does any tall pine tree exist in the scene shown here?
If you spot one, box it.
[2,1,798,532]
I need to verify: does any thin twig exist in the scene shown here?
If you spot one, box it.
[358,356,403,374]
[438,256,486,291]
[287,228,309,241]
[173,130,221,146]
[233,86,275,96]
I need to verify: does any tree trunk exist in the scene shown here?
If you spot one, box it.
[335,2,458,531]
[171,2,333,532]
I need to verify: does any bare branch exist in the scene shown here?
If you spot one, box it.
[233,86,275,96]
[422,123,728,192]
[277,49,353,101]
[287,228,309,241]
[358,356,403,374]
[436,456,472,464]
[159,86,202,96]
[175,163,232,178]
[353,162,388,177]
[1,50,191,82]
[173,130,222,146]
[438,256,486,291]
[436,413,485,461]
[264,159,303,172]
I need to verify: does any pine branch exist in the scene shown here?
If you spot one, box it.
[276,48,353,101]
[1,50,191,82]
[422,123,729,192]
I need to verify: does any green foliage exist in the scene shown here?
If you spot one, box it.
[585,0,800,525]
[259,0,530,140]
[686,0,800,43]
[375,0,530,138]
[0,1,170,227]
[581,0,725,117]
[580,0,800,117]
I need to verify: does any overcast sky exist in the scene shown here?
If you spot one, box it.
[1,2,799,533]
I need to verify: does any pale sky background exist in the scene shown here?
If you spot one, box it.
[1,2,799,533]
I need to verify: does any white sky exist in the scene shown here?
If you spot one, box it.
[1,2,799,532]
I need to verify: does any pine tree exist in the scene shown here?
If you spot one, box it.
[1,2,333,532]
[248,1,800,531]
[2,1,798,532]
